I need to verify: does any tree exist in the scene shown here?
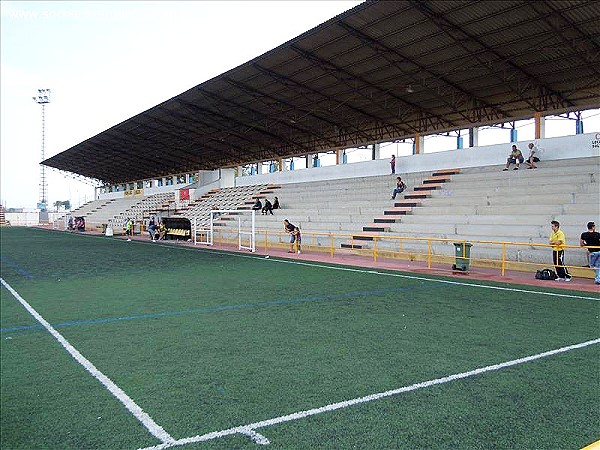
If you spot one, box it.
[53,200,71,212]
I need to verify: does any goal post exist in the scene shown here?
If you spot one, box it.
[193,217,213,246]
[193,209,255,252]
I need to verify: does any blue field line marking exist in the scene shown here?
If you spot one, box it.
[0,256,33,279]
[0,284,441,333]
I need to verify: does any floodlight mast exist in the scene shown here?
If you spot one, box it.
[33,88,51,211]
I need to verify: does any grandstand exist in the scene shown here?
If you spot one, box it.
[31,0,599,277]
[52,143,599,280]
[3,2,600,450]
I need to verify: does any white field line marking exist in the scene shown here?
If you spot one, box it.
[270,259,600,301]
[57,229,598,301]
[239,428,270,445]
[0,278,175,445]
[194,247,598,301]
[137,338,600,450]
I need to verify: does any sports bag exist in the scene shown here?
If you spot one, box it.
[535,268,557,280]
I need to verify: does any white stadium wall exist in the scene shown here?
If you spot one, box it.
[94,132,599,200]
[235,132,600,186]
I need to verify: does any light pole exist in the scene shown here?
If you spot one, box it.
[33,88,51,216]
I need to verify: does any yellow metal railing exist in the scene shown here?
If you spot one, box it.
[208,227,595,278]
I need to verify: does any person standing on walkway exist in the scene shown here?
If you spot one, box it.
[390,155,396,174]
[549,220,571,281]
[580,221,600,285]
[125,218,133,241]
[284,219,301,253]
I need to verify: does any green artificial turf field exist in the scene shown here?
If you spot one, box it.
[1,227,598,449]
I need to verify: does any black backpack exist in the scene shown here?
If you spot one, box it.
[535,268,557,280]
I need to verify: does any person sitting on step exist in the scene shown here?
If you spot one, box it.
[391,177,407,200]
[503,145,524,170]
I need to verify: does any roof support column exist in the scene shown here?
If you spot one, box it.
[312,154,320,168]
[372,143,380,160]
[469,127,479,148]
[534,112,545,139]
[457,131,463,149]
[278,158,283,172]
[575,112,584,134]
[412,133,423,154]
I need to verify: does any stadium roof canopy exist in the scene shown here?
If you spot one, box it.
[43,0,600,184]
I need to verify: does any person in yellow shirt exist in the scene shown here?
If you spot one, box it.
[549,220,571,281]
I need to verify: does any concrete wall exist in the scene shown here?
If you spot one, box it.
[5,212,46,226]
[235,132,600,186]
[94,132,599,197]
[96,168,237,201]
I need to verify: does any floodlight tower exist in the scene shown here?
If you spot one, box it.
[33,88,51,212]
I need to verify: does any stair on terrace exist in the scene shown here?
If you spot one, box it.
[67,197,140,228]
[351,168,461,248]
[217,156,599,267]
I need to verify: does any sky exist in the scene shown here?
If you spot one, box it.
[1,1,598,210]
[0,1,363,209]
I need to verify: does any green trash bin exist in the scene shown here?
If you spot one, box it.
[452,242,472,271]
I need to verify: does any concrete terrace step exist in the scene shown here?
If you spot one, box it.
[363,223,391,232]
[393,199,422,208]
[420,192,598,207]
[464,156,598,171]
[398,213,594,227]
[385,222,587,243]
[456,164,598,181]
[432,168,461,176]
[350,232,380,241]
[374,216,401,223]
[273,206,385,215]
[427,180,597,195]
[411,203,598,216]
[383,207,413,216]
[403,192,432,199]
[282,197,399,207]
[423,175,452,184]
[414,183,445,191]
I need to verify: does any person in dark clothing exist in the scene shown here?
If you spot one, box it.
[580,221,600,284]
[252,198,262,211]
[549,220,571,281]
[391,177,407,199]
[284,219,301,253]
[272,197,280,209]
[262,199,274,215]
[148,216,157,241]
